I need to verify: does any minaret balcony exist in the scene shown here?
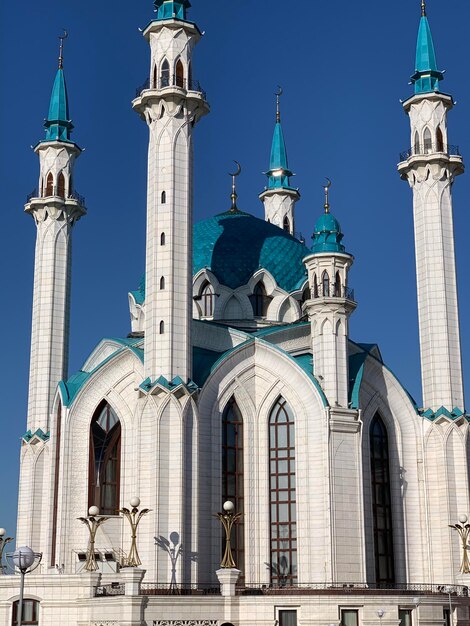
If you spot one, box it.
[26,188,86,206]
[135,76,207,101]
[312,285,355,302]
[399,144,462,163]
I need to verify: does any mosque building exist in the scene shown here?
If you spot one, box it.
[1,1,470,625]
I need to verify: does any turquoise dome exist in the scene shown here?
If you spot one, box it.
[132,211,309,304]
[311,211,345,254]
[194,210,309,291]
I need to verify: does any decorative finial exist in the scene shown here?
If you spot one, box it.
[228,161,241,212]
[323,178,332,214]
[58,30,68,69]
[421,0,426,17]
[275,86,283,123]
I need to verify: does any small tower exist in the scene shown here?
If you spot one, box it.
[259,89,299,235]
[398,1,465,413]
[25,35,85,432]
[303,183,356,407]
[133,0,209,384]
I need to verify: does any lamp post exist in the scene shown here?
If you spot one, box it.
[377,609,385,626]
[0,529,13,574]
[449,515,470,574]
[444,586,455,626]
[78,506,110,572]
[120,497,150,567]
[214,501,242,569]
[6,547,42,626]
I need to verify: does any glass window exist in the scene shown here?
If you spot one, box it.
[89,402,121,515]
[322,271,330,297]
[250,282,270,317]
[45,172,54,196]
[201,282,215,317]
[12,599,39,625]
[283,216,290,232]
[436,127,444,152]
[270,397,297,586]
[222,399,244,573]
[160,59,170,88]
[175,59,184,88]
[57,172,66,198]
[424,127,433,153]
[370,414,395,584]
[341,609,359,626]
[279,610,297,626]
[414,131,420,155]
[399,609,412,626]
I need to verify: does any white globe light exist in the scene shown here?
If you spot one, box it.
[12,547,35,570]
[89,506,100,517]
[0,528,5,537]
[459,515,468,524]
[223,501,235,513]
[130,497,141,508]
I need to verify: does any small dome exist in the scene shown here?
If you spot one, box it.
[311,211,345,254]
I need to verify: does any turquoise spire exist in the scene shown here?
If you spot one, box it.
[311,180,346,254]
[154,0,191,21]
[411,1,444,95]
[265,89,294,190]
[43,36,74,143]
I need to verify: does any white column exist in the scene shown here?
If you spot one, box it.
[260,187,299,235]
[399,93,464,411]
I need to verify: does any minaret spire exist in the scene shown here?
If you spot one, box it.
[260,88,300,235]
[58,29,67,69]
[421,0,426,17]
[412,1,443,94]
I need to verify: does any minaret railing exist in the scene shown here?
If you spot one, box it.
[399,144,461,162]
[135,76,206,99]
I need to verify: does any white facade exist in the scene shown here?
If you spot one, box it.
[2,3,470,626]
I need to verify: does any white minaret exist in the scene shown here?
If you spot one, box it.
[259,90,299,235]
[25,40,85,432]
[398,2,464,412]
[303,183,356,407]
[133,0,209,384]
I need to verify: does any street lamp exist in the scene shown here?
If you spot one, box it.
[6,546,42,626]
[120,497,150,567]
[78,506,110,572]
[444,586,455,626]
[0,529,14,574]
[449,515,470,574]
[214,501,242,569]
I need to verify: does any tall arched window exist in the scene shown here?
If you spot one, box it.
[160,320,165,334]
[313,275,319,298]
[423,127,433,154]
[175,59,184,88]
[160,59,170,88]
[436,127,444,152]
[322,271,330,297]
[370,414,395,584]
[283,216,290,232]
[57,172,66,198]
[334,271,342,297]
[45,172,54,196]
[250,282,270,317]
[161,190,166,204]
[160,276,165,290]
[89,402,121,515]
[153,64,158,88]
[160,232,166,246]
[201,281,215,317]
[414,131,420,155]
[12,599,39,625]
[269,397,297,586]
[222,399,244,572]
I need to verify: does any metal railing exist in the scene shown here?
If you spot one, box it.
[25,189,86,205]
[26,189,37,203]
[236,582,470,596]
[135,77,206,99]
[399,144,461,161]
[140,582,221,596]
[95,583,125,597]
[313,286,355,301]
[69,190,86,205]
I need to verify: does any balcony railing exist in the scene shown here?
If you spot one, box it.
[135,76,206,100]
[399,144,461,162]
[236,582,470,596]
[25,189,86,205]
[140,582,221,596]
[313,285,355,301]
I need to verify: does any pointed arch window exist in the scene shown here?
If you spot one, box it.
[301,286,311,303]
[89,402,121,515]
[269,397,297,586]
[334,271,342,298]
[160,276,165,290]
[313,275,319,298]
[321,271,330,297]
[222,399,244,572]
[413,131,420,155]
[201,281,215,317]
[436,127,444,152]
[175,59,185,88]
[161,191,166,204]
[57,172,66,198]
[160,59,170,88]
[45,172,54,197]
[370,414,395,584]
[160,232,166,246]
[423,127,433,154]
[153,64,158,89]
[160,320,165,334]
[283,216,291,233]
[250,282,270,317]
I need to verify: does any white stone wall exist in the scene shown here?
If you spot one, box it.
[260,188,299,235]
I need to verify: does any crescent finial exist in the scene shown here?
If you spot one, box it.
[228,161,241,178]
[323,178,332,213]
[228,161,241,212]
[58,29,68,69]
[275,86,283,122]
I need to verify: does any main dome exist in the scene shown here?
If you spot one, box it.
[193,210,309,291]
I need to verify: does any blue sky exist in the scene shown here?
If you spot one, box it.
[2,0,470,537]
